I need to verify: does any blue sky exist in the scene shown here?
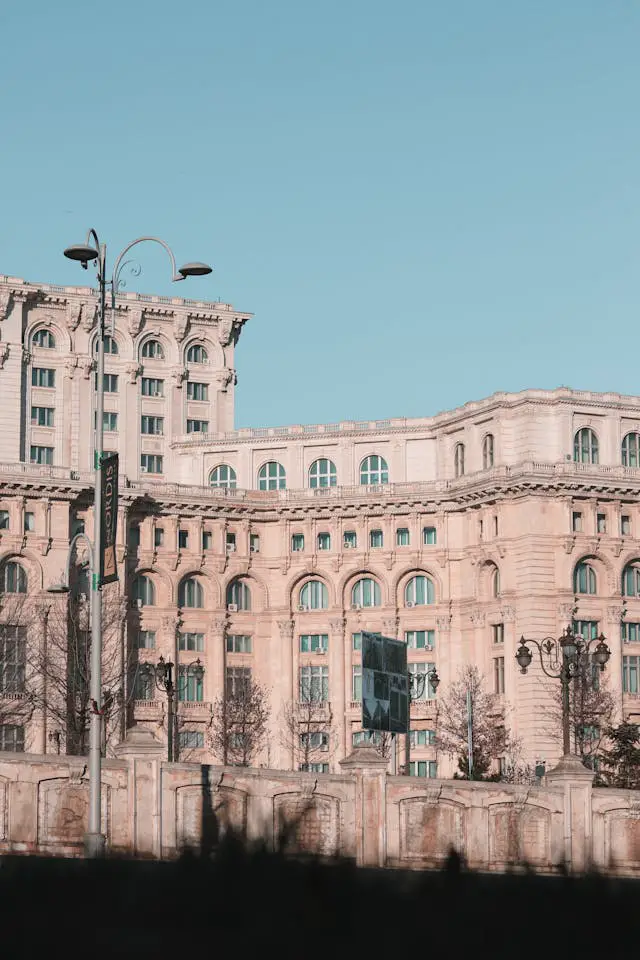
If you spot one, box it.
[1,2,638,428]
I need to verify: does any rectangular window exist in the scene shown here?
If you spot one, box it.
[423,526,437,545]
[299,763,329,774]
[178,529,189,550]
[370,529,383,548]
[494,656,505,694]
[405,630,435,651]
[154,527,164,548]
[31,406,54,427]
[352,730,382,747]
[226,666,251,698]
[179,632,204,652]
[250,533,260,553]
[317,532,331,551]
[292,533,304,552]
[23,512,35,533]
[94,411,118,431]
[136,630,156,649]
[226,635,252,654]
[140,454,163,474]
[98,373,119,393]
[396,528,410,547]
[343,530,357,549]
[0,510,9,530]
[0,626,27,695]
[186,419,209,434]
[31,367,55,388]
[300,634,328,653]
[0,724,25,752]
[623,656,640,694]
[300,664,329,702]
[622,622,640,643]
[141,377,164,397]
[202,531,213,551]
[409,761,438,778]
[30,445,53,465]
[179,731,204,749]
[352,631,380,651]
[597,513,606,534]
[134,670,154,701]
[572,620,599,640]
[141,415,164,436]
[299,731,329,750]
[572,511,582,533]
[186,381,208,401]
[409,729,436,747]
[492,623,505,645]
[226,532,236,552]
[408,662,437,700]
[352,665,362,701]
[622,514,632,536]
[178,666,204,702]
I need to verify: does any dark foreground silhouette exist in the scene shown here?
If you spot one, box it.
[1,840,639,958]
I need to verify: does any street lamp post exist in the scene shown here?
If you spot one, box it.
[64,231,211,856]
[515,626,611,758]
[404,667,440,776]
[141,656,204,761]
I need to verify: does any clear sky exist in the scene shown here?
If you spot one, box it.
[1,2,638,428]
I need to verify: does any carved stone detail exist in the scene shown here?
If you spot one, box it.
[0,288,13,320]
[0,344,9,369]
[81,301,97,332]
[210,616,228,636]
[329,617,346,636]
[469,609,486,627]
[65,357,79,379]
[558,602,577,620]
[161,615,181,636]
[128,308,143,337]
[500,606,516,623]
[82,359,96,379]
[382,617,398,635]
[277,619,294,640]
[607,605,625,624]
[564,537,575,555]
[21,348,31,366]
[66,302,82,330]
[126,363,143,384]
[68,760,87,785]
[217,318,234,346]
[436,615,452,632]
[171,366,188,389]
[174,313,189,343]
[216,368,236,392]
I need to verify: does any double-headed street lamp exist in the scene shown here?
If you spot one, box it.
[64,230,211,857]
[404,666,440,776]
[140,656,204,762]
[515,626,611,758]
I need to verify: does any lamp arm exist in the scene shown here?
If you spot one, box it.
[66,532,95,586]
[527,637,563,681]
[110,236,180,306]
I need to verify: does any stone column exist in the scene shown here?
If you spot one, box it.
[277,619,295,767]
[114,726,164,857]
[209,616,227,704]
[340,745,389,867]
[546,755,594,872]
[329,618,346,762]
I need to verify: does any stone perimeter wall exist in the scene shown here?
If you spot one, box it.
[0,744,639,875]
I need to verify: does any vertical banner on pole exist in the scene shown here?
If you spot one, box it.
[100,453,119,585]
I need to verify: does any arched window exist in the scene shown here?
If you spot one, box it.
[352,578,381,608]
[622,433,640,468]
[299,580,328,610]
[360,456,388,485]
[574,428,599,465]
[95,335,118,355]
[209,464,237,489]
[622,562,640,597]
[482,434,494,470]
[574,561,597,595]
[2,561,27,594]
[187,344,208,363]
[32,329,55,349]
[405,575,435,607]
[179,576,204,609]
[141,339,164,360]
[227,579,251,611]
[133,575,155,607]
[258,461,286,490]
[309,459,337,488]
[454,443,465,478]
[492,567,501,597]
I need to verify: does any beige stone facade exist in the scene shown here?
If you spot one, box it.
[1,273,640,775]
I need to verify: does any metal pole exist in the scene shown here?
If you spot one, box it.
[86,247,106,858]
[561,662,571,757]
[167,683,174,762]
[467,687,473,779]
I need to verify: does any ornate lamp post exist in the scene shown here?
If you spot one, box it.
[63,231,211,857]
[404,666,440,776]
[515,626,611,758]
[141,656,204,762]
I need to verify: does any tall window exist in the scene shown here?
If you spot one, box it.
[423,526,437,545]
[370,529,383,548]
[141,415,164,435]
[351,578,381,607]
[186,344,208,363]
[574,561,597,595]
[32,329,55,349]
[622,563,640,598]
[0,625,26,694]
[187,381,208,401]
[494,656,505,694]
[405,575,435,606]
[141,339,164,359]
[95,335,118,355]
[226,666,251,698]
[31,367,55,388]
[622,433,640,468]
[179,665,204,702]
[258,461,286,490]
[309,459,337,488]
[141,377,164,397]
[623,656,639,694]
[317,532,331,551]
[491,566,501,597]
[299,580,328,610]
[622,623,640,644]
[291,533,305,552]
[454,443,465,477]
[3,562,27,594]
[574,428,599,464]
[299,664,329,702]
[132,575,155,607]
[360,455,388,485]
[227,579,251,611]
[352,665,362,701]
[136,630,156,649]
[396,528,410,546]
[0,724,25,752]
[210,464,237,489]
[179,632,204,652]
[178,577,204,608]
[482,434,495,469]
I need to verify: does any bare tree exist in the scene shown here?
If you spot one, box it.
[209,679,270,767]
[544,667,615,768]
[435,665,510,779]
[281,694,334,771]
